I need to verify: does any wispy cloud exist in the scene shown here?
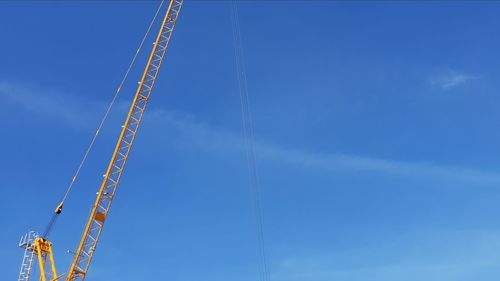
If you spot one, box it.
[429,69,477,90]
[272,229,500,281]
[274,255,491,281]
[147,109,500,185]
[259,143,500,185]
[3,81,500,185]
[0,81,104,130]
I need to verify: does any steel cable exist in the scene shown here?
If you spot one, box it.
[42,0,166,239]
[231,3,271,281]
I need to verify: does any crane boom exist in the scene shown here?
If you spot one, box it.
[66,1,184,280]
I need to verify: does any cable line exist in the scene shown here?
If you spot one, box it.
[231,3,271,281]
[42,0,166,239]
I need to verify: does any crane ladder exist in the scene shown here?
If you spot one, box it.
[18,232,37,281]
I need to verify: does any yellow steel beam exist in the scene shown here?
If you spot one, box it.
[65,1,184,280]
[35,238,58,281]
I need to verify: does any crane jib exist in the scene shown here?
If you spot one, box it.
[16,1,184,281]
[67,1,184,280]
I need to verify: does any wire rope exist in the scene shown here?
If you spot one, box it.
[230,3,271,281]
[42,0,166,239]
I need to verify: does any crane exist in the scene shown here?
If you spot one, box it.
[17,1,184,280]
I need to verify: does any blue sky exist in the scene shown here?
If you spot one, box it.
[3,1,500,280]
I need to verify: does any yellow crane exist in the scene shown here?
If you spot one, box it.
[17,1,184,280]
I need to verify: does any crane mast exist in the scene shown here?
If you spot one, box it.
[17,1,184,280]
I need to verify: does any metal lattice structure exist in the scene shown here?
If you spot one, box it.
[18,232,38,281]
[66,1,184,280]
[34,238,58,281]
[15,0,184,280]
[18,232,59,281]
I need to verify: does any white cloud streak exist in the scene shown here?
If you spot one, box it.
[148,109,500,185]
[429,69,477,90]
[272,229,500,281]
[2,81,500,185]
[0,82,103,130]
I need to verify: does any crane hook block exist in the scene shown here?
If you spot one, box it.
[55,202,64,214]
